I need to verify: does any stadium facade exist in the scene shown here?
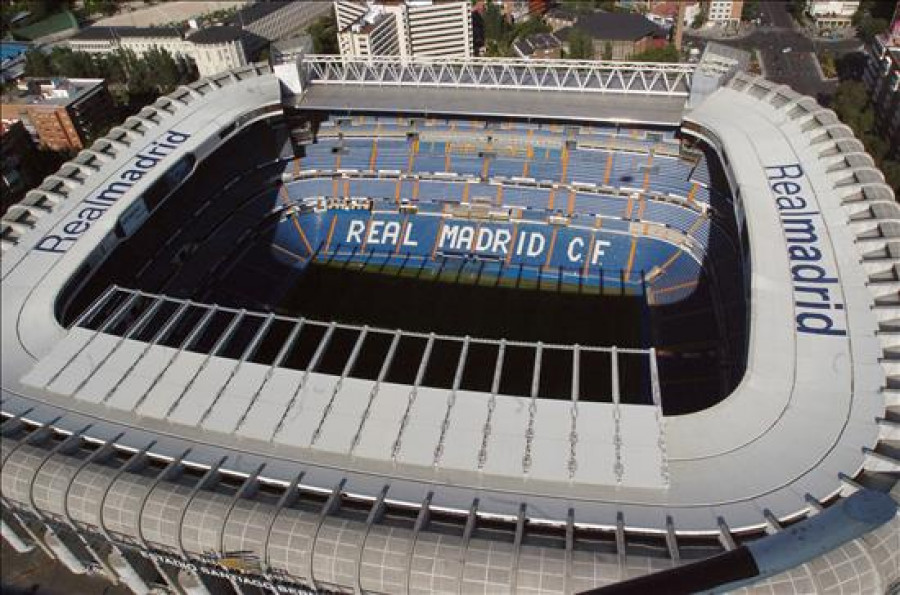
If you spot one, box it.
[0,51,898,594]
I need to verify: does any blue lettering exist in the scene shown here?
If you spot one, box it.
[34,129,190,256]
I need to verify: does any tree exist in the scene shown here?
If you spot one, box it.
[786,0,806,23]
[856,15,889,42]
[630,44,680,63]
[49,46,100,78]
[836,51,869,81]
[567,29,594,59]
[692,7,706,29]
[22,45,197,115]
[603,41,612,60]
[142,47,183,93]
[819,51,837,78]
[853,0,896,26]
[880,160,900,193]
[484,40,509,57]
[741,0,760,22]
[514,16,551,39]
[560,0,623,13]
[24,49,53,77]
[307,13,338,54]
[482,0,510,42]
[831,80,873,138]
[83,0,117,17]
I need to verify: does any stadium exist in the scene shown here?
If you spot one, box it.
[0,50,898,594]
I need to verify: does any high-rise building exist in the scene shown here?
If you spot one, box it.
[864,31,900,159]
[67,25,249,78]
[1,119,42,213]
[704,0,743,25]
[804,0,861,31]
[335,1,473,60]
[0,78,116,152]
[406,1,472,57]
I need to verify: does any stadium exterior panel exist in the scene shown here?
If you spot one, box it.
[1,57,898,594]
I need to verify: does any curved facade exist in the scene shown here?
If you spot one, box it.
[1,61,898,594]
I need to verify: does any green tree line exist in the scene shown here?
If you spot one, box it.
[480,0,552,57]
[831,80,900,190]
[852,0,894,42]
[307,12,339,54]
[23,46,197,111]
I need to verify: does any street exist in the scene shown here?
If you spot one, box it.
[686,1,865,100]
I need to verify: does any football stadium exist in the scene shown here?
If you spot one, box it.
[1,51,898,594]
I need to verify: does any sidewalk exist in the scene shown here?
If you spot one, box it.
[684,24,757,41]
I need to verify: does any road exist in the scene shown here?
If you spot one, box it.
[2,542,130,595]
[686,1,864,100]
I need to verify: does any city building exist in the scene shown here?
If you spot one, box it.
[0,120,42,213]
[230,1,332,42]
[544,5,578,31]
[512,32,563,58]
[556,11,666,59]
[805,0,861,30]
[67,25,249,78]
[0,41,30,83]
[864,31,900,159]
[616,0,652,11]
[337,3,404,59]
[270,33,314,64]
[335,1,473,60]
[496,0,551,22]
[704,0,744,26]
[614,0,703,31]
[0,78,116,151]
[682,1,703,27]
[184,26,250,76]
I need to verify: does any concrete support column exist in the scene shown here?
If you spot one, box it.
[108,549,151,595]
[178,569,212,595]
[1,518,34,554]
[43,528,87,575]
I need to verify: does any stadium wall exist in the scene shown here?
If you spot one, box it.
[0,61,897,594]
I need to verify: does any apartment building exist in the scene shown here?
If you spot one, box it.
[187,26,249,76]
[557,11,666,60]
[864,31,900,159]
[496,0,551,22]
[1,119,42,212]
[705,0,743,25]
[0,78,116,152]
[406,1,472,57]
[68,25,249,78]
[232,1,332,42]
[805,0,860,30]
[335,1,473,60]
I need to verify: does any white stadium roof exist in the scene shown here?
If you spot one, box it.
[1,59,897,593]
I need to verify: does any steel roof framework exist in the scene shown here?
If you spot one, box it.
[302,55,695,96]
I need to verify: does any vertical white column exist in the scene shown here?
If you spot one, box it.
[1,518,33,554]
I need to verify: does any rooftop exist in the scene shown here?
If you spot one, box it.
[187,24,244,44]
[699,41,751,73]
[512,32,562,56]
[228,1,289,27]
[69,26,184,41]
[545,6,578,20]
[1,78,104,108]
[298,83,687,126]
[558,11,664,42]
